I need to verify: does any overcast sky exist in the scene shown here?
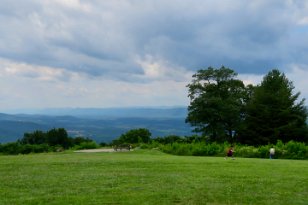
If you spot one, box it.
[0,0,308,111]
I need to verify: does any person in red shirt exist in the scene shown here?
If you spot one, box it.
[225,146,235,160]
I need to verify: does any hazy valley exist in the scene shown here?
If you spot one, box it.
[0,107,192,143]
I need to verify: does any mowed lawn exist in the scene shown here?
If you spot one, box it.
[0,150,307,205]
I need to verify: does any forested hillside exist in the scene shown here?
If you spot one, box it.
[0,107,192,143]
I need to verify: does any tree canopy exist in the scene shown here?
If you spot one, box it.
[187,67,308,145]
[20,128,94,149]
[186,66,248,143]
[238,69,308,145]
[113,128,151,144]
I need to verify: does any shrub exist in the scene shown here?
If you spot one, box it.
[258,145,270,158]
[32,144,50,153]
[73,141,99,150]
[191,143,208,156]
[115,128,151,144]
[172,143,192,156]
[284,141,307,159]
[160,142,225,156]
[139,141,161,149]
[160,143,192,155]
[0,142,22,155]
[236,146,258,158]
[206,142,221,156]
[0,143,51,155]
[155,140,308,159]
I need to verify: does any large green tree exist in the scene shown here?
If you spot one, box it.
[239,69,308,145]
[186,66,248,142]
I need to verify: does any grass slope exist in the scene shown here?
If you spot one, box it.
[0,150,307,205]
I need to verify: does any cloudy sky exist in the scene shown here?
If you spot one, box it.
[1,0,308,111]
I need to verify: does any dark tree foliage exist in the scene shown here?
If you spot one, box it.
[239,69,308,145]
[114,128,151,144]
[152,135,206,144]
[46,128,71,148]
[186,66,249,143]
[72,136,93,145]
[1,128,97,154]
[153,135,184,144]
[19,128,85,149]
[21,130,46,145]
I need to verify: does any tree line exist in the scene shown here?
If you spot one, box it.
[0,128,97,154]
[186,66,308,145]
[1,66,307,155]
[111,129,308,159]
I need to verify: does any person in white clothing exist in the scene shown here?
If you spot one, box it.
[269,147,275,159]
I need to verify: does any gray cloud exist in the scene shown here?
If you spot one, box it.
[1,0,308,109]
[0,0,308,79]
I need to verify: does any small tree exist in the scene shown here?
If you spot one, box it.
[46,128,71,148]
[20,130,46,145]
[116,128,151,144]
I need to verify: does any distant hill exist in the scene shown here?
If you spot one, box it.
[7,107,188,118]
[0,107,193,143]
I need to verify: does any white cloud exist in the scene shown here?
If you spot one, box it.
[0,58,80,82]
[47,0,92,12]
[238,73,263,86]
[136,55,193,81]
[286,64,308,101]
[2,0,306,77]
[298,17,308,25]
[0,58,190,110]
[239,66,308,103]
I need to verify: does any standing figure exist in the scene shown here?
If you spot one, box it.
[225,146,234,160]
[269,147,275,159]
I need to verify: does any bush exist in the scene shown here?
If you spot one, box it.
[161,143,191,155]
[139,141,161,149]
[0,142,51,155]
[191,143,208,156]
[258,145,270,158]
[0,142,22,155]
[154,140,308,159]
[115,128,151,144]
[73,141,99,150]
[191,143,222,156]
[172,143,192,156]
[236,146,258,158]
[284,141,307,159]
[32,144,51,153]
[160,142,226,156]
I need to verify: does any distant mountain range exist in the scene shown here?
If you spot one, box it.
[0,107,193,143]
[5,107,188,118]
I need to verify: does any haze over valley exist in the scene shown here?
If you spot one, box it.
[0,107,192,143]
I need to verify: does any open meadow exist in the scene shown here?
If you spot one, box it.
[0,149,307,205]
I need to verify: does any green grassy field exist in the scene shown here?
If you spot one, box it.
[0,150,307,205]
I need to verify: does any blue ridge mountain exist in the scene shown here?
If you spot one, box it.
[0,107,192,143]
